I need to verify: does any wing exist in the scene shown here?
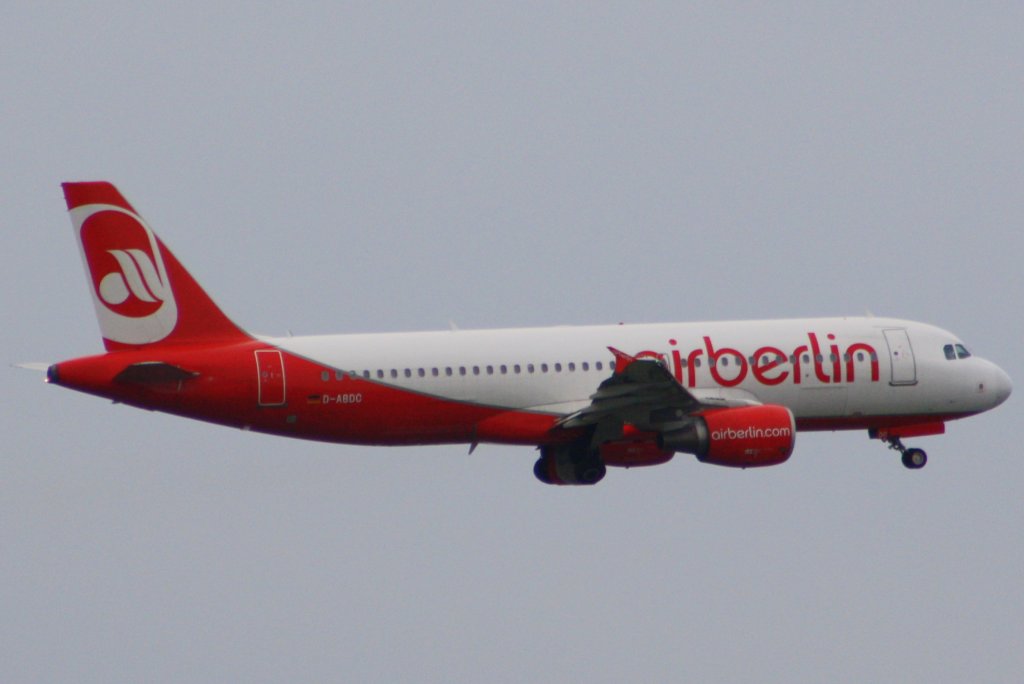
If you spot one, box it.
[556,347,704,445]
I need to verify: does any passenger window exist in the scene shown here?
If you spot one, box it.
[541,363,549,373]
[944,344,956,360]
[418,368,425,377]
[335,370,345,380]
[528,364,535,373]
[390,369,398,379]
[404,369,411,378]
[321,371,330,382]
[363,370,370,379]
[554,363,562,372]
[568,362,575,372]
[459,367,466,376]
[955,344,971,359]
[513,364,521,374]
[473,366,480,375]
[445,367,453,377]
[596,361,603,371]
[500,365,508,374]
[377,370,384,379]
[582,362,589,371]
[432,368,439,377]
[486,365,494,375]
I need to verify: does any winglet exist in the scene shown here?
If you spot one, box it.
[607,347,636,374]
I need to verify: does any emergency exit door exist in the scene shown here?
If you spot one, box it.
[255,349,287,406]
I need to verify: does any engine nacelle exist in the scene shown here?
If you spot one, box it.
[658,404,795,468]
[534,443,607,485]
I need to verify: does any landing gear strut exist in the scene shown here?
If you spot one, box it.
[884,436,927,470]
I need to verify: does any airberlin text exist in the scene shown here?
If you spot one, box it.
[638,332,880,388]
[711,426,792,441]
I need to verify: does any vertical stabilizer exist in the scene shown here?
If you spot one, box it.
[63,181,250,350]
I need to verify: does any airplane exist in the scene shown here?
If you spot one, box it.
[39,181,1012,484]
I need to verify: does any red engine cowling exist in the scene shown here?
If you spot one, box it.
[599,439,674,468]
[658,404,795,468]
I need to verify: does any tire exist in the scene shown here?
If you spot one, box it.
[902,448,927,469]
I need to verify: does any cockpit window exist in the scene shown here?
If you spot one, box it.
[944,343,973,360]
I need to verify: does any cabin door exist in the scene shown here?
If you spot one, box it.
[883,328,917,386]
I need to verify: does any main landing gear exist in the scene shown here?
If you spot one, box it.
[884,436,928,470]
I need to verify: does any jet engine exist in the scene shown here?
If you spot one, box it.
[658,404,795,468]
[534,442,607,485]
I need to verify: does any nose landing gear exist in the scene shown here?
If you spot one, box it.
[884,436,928,470]
[870,424,942,470]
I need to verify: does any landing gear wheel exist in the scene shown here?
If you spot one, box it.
[881,435,927,470]
[901,448,927,470]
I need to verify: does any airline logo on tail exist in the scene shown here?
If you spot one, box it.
[71,204,178,344]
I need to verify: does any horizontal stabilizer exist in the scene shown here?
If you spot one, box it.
[13,362,51,372]
[114,362,199,385]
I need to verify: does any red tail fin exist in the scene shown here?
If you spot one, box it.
[63,182,250,351]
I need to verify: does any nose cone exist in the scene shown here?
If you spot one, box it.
[990,364,1013,408]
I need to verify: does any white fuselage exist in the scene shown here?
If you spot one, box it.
[267,316,1011,425]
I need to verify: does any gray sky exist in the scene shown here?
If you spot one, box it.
[3,4,1022,682]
